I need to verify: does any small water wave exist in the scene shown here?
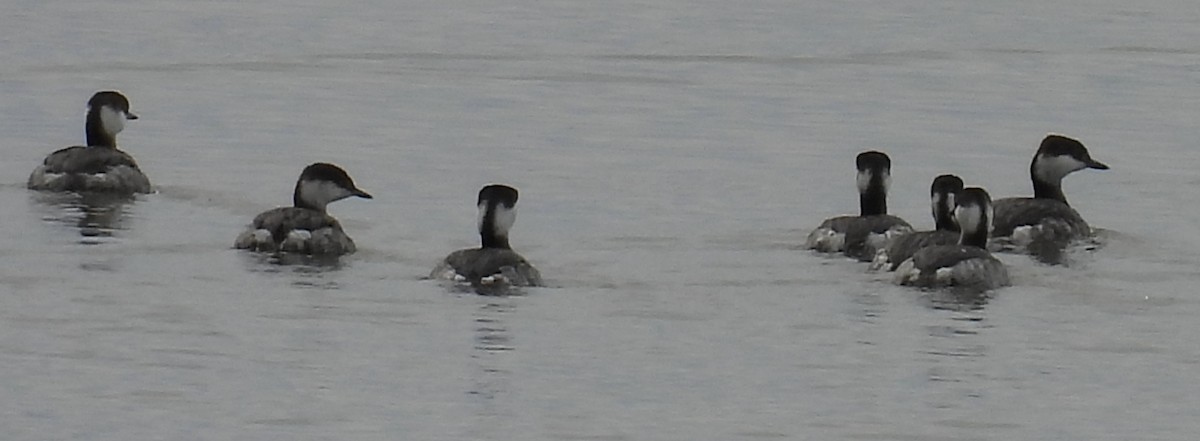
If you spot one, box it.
[19,59,321,75]
[12,48,976,79]
[155,184,266,216]
[26,191,139,240]
[596,49,957,66]
[1102,46,1200,55]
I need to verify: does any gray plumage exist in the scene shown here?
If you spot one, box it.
[432,248,542,287]
[896,245,1010,291]
[28,146,151,193]
[234,207,356,255]
[432,184,542,293]
[808,214,912,260]
[807,151,912,260]
[877,229,959,271]
[895,187,1011,292]
[872,174,963,271]
[992,197,1090,238]
[235,163,371,257]
[991,134,1108,263]
[28,91,151,194]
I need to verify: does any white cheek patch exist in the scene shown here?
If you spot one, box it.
[98,105,126,136]
[1034,154,1088,182]
[492,205,516,237]
[477,203,517,237]
[940,193,957,223]
[299,180,354,208]
[955,204,984,234]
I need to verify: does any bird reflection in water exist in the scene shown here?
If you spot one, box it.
[922,286,993,312]
[466,297,517,432]
[243,251,347,271]
[474,300,515,353]
[30,191,138,242]
[236,250,347,289]
[919,312,990,406]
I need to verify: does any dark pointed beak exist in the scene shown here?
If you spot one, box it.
[353,189,373,199]
[1086,158,1109,170]
[126,111,139,120]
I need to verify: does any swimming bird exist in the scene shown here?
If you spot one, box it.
[234,163,372,256]
[894,187,1010,291]
[991,134,1108,263]
[431,184,542,291]
[870,174,964,271]
[806,151,912,260]
[28,91,152,194]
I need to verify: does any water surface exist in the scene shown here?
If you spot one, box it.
[2,1,1199,439]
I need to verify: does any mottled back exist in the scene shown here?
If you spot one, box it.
[992,197,1090,238]
[435,247,543,287]
[881,229,959,270]
[840,214,913,260]
[898,244,1010,291]
[28,146,151,193]
[251,207,343,242]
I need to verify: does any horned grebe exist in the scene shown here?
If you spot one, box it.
[895,187,1010,291]
[28,91,151,194]
[431,184,542,292]
[806,151,912,261]
[992,134,1108,263]
[871,174,963,271]
[234,163,372,256]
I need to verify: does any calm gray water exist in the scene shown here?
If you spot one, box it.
[3,1,1200,439]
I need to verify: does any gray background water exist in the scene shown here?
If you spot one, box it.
[3,1,1199,439]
